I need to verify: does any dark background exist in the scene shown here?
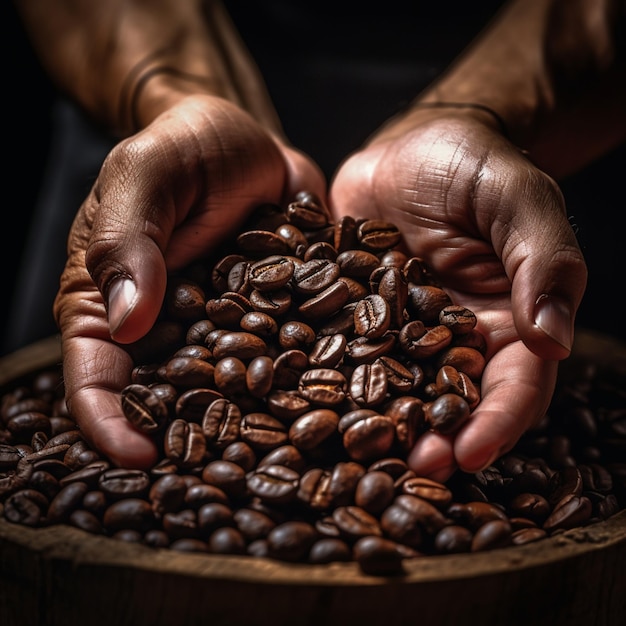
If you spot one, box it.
[4,1,626,357]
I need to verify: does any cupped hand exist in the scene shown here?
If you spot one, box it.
[329,112,587,481]
[54,95,326,469]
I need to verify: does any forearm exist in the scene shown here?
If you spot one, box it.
[382,0,626,178]
[14,0,283,137]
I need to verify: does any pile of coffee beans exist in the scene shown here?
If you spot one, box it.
[1,192,624,576]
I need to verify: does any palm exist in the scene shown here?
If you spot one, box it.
[330,116,580,479]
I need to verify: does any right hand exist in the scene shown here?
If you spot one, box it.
[54,94,326,469]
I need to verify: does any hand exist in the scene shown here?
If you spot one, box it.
[329,111,587,481]
[54,94,326,469]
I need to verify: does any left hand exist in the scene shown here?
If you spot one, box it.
[329,110,587,481]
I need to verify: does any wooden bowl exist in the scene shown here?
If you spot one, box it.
[1,331,625,626]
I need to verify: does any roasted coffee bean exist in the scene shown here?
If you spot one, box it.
[298,368,347,406]
[424,393,471,435]
[353,535,406,576]
[240,412,288,451]
[339,409,395,462]
[384,396,425,451]
[471,519,513,552]
[349,362,388,408]
[267,520,319,562]
[354,294,391,339]
[164,420,207,469]
[357,220,402,251]
[121,384,170,434]
[213,357,248,397]
[434,525,473,554]
[201,460,247,498]
[249,256,294,291]
[298,280,350,319]
[165,278,206,323]
[439,305,477,334]
[289,409,340,453]
[247,464,300,504]
[3,489,49,526]
[308,334,347,369]
[98,468,151,501]
[103,498,154,532]
[308,537,352,564]
[354,470,396,515]
[278,321,316,351]
[212,332,267,361]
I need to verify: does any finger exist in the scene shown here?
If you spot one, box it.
[481,159,587,361]
[451,339,558,473]
[407,432,457,482]
[62,336,158,469]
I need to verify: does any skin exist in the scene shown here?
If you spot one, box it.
[14,0,626,476]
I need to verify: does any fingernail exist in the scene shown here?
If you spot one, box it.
[534,294,573,352]
[107,277,137,336]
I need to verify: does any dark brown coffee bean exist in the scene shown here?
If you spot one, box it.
[401,477,452,509]
[240,412,288,451]
[103,498,154,533]
[543,494,593,532]
[349,362,388,408]
[424,393,471,435]
[353,535,406,576]
[165,277,206,323]
[332,505,382,539]
[211,254,246,293]
[354,470,396,515]
[278,321,316,351]
[298,369,347,406]
[245,356,274,398]
[213,332,267,361]
[121,384,169,433]
[46,481,89,524]
[213,357,247,397]
[439,305,477,334]
[257,445,306,473]
[233,507,277,541]
[202,398,242,450]
[3,489,49,526]
[308,538,352,564]
[357,220,402,251]
[163,357,215,388]
[236,230,291,257]
[384,396,425,451]
[266,390,311,421]
[201,460,247,498]
[336,249,380,278]
[436,346,486,381]
[247,464,300,504]
[267,520,319,562]
[407,285,453,324]
[175,388,224,423]
[354,294,391,339]
[298,280,350,320]
[289,409,340,453]
[164,419,207,469]
[286,192,330,230]
[149,473,187,517]
[434,525,473,554]
[471,519,513,552]
[98,468,151,501]
[346,334,397,365]
[308,334,347,369]
[249,288,292,316]
[249,256,294,291]
[339,409,395,463]
[273,350,309,390]
[239,311,278,337]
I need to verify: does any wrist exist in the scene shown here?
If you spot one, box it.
[118,60,225,135]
